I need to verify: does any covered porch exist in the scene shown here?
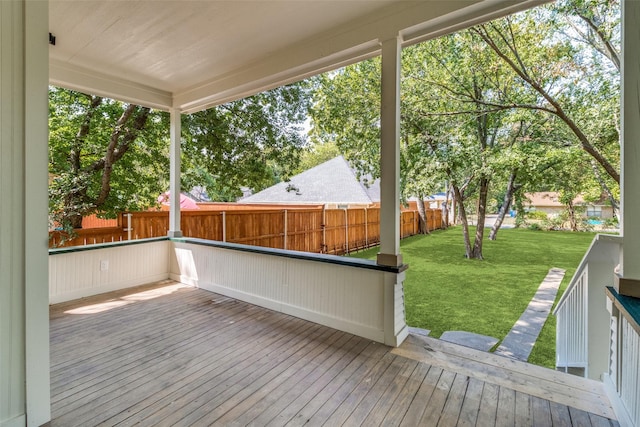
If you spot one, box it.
[51,279,617,426]
[3,0,640,426]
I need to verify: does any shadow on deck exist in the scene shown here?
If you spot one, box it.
[50,280,618,426]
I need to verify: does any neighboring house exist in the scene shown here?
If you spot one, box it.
[239,156,380,208]
[524,192,614,219]
[157,191,200,210]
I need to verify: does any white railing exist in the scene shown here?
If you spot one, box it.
[554,234,622,380]
[555,266,588,373]
[620,317,640,426]
[48,237,409,347]
[605,289,640,427]
[169,238,408,346]
[49,237,170,304]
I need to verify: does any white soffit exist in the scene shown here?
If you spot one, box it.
[49,0,549,113]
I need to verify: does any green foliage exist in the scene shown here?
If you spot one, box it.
[310,1,620,256]
[49,82,311,230]
[49,87,169,229]
[527,211,548,220]
[351,227,595,368]
[293,141,342,174]
[182,82,311,199]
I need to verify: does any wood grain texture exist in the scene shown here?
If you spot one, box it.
[50,281,620,426]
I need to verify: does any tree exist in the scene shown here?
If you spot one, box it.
[310,1,620,259]
[471,9,619,186]
[49,87,169,230]
[50,82,311,232]
[294,141,342,174]
[182,82,311,200]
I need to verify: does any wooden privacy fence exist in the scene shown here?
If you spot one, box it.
[50,206,443,255]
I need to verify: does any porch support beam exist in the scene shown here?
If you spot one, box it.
[376,36,408,347]
[377,36,402,268]
[617,0,640,298]
[0,0,51,425]
[168,108,183,238]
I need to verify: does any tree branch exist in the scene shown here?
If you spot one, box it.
[472,25,620,184]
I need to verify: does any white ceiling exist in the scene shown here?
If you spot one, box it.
[49,0,549,113]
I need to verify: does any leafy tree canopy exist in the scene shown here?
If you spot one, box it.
[49,82,312,230]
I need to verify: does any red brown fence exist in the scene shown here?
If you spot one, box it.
[50,206,443,255]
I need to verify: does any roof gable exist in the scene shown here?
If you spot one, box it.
[240,156,379,205]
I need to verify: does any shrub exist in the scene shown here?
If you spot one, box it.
[542,216,565,231]
[527,210,548,220]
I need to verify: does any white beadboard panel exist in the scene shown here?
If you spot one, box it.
[170,241,391,343]
[49,240,171,304]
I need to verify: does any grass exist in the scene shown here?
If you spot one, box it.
[350,226,596,368]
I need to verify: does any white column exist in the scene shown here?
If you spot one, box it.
[617,0,640,297]
[1,1,50,425]
[168,108,182,238]
[377,36,403,267]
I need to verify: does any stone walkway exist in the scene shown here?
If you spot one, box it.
[494,267,566,361]
[440,330,499,352]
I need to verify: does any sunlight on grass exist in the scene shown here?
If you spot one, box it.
[351,227,595,368]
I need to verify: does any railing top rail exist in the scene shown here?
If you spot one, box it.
[49,236,169,256]
[172,237,409,274]
[606,286,640,336]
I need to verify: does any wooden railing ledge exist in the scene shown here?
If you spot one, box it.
[172,237,409,274]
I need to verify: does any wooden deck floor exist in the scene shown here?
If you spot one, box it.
[50,280,619,427]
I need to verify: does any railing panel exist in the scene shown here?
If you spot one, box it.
[554,234,622,380]
[170,239,408,345]
[48,238,170,303]
[556,268,588,370]
[620,317,640,426]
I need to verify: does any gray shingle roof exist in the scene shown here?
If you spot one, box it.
[240,156,379,204]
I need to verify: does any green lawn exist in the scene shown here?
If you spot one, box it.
[350,227,596,368]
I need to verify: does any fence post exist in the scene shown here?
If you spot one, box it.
[365,208,368,248]
[344,208,349,254]
[222,211,226,242]
[322,207,326,253]
[284,209,288,250]
[125,213,133,241]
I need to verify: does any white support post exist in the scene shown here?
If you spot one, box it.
[617,0,640,298]
[1,1,50,425]
[168,108,183,238]
[375,35,408,348]
[24,2,51,425]
[377,36,403,267]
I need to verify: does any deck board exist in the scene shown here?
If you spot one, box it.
[49,280,620,427]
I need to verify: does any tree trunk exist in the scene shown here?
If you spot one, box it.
[471,176,489,259]
[453,184,472,258]
[490,170,518,240]
[68,213,83,229]
[567,200,578,231]
[590,160,619,219]
[416,197,430,234]
[443,185,451,228]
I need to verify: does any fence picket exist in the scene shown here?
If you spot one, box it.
[49,206,443,254]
